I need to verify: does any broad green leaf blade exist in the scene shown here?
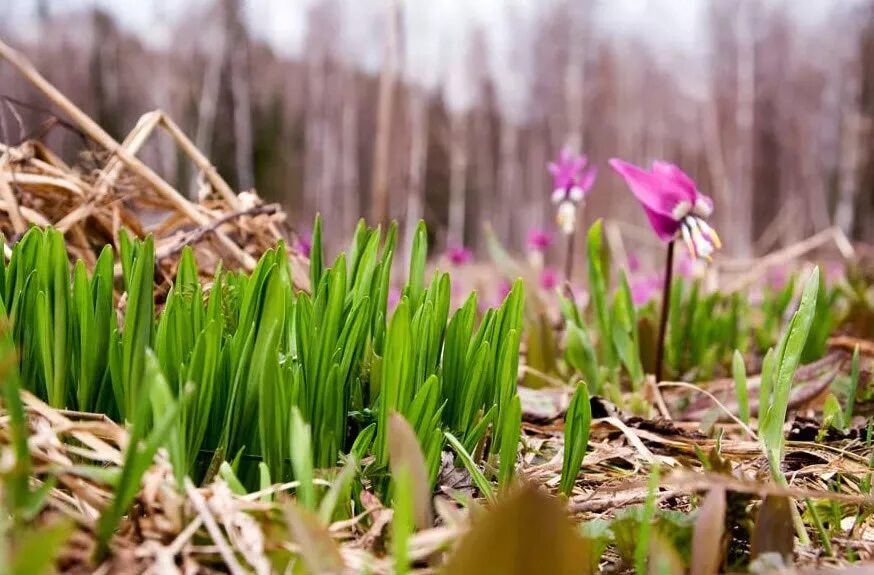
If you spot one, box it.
[560,382,592,497]
[732,350,749,426]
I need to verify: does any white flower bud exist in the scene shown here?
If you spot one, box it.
[556,201,577,235]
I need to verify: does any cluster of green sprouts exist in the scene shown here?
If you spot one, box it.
[0,218,524,557]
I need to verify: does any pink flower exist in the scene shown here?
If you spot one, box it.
[539,267,560,290]
[446,245,473,266]
[548,148,597,205]
[630,275,662,306]
[627,252,641,273]
[497,279,512,301]
[293,234,312,258]
[677,252,695,278]
[387,286,401,310]
[825,262,844,285]
[527,228,553,252]
[609,159,721,261]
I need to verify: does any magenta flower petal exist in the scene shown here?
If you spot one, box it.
[627,252,641,273]
[578,164,598,193]
[446,245,473,266]
[539,267,560,290]
[387,286,401,311]
[652,161,714,217]
[549,148,589,192]
[294,235,312,258]
[630,275,661,306]
[651,161,697,197]
[526,228,553,252]
[609,159,696,219]
[641,206,683,242]
[497,279,512,301]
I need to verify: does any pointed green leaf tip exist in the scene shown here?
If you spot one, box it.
[310,213,323,292]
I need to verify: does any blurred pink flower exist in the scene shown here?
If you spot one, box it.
[451,281,465,298]
[766,267,790,290]
[627,252,641,273]
[631,274,662,306]
[526,228,553,252]
[825,262,844,285]
[609,159,721,260]
[497,279,512,301]
[571,284,589,308]
[293,234,312,258]
[539,267,560,291]
[676,252,695,278]
[387,286,401,310]
[446,245,473,266]
[548,148,597,205]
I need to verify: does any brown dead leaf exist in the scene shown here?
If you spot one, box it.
[283,500,346,574]
[751,495,795,563]
[388,411,433,530]
[440,483,592,575]
[691,486,726,575]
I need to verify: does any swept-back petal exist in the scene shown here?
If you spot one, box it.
[578,165,598,192]
[652,161,715,217]
[652,161,697,196]
[609,159,694,218]
[642,203,682,242]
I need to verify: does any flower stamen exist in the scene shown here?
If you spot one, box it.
[679,216,720,262]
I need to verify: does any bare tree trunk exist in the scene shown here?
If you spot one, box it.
[149,0,178,185]
[526,127,546,229]
[191,12,228,199]
[370,0,401,224]
[447,111,469,246]
[473,105,496,253]
[498,120,520,247]
[404,86,429,266]
[565,10,586,153]
[340,67,360,236]
[733,0,755,257]
[835,36,863,235]
[231,34,254,191]
[304,56,325,214]
[703,99,732,246]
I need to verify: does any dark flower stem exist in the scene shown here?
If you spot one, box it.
[655,240,675,383]
[564,231,575,283]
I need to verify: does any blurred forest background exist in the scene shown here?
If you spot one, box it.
[1,0,873,271]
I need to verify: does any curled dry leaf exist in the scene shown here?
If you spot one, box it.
[441,483,592,575]
[284,499,346,575]
[388,411,433,530]
[751,495,795,564]
[691,486,726,575]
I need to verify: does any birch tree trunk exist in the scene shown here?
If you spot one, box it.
[835,35,863,235]
[564,11,586,154]
[447,111,469,246]
[734,0,755,257]
[473,103,496,253]
[404,86,429,267]
[370,0,400,224]
[498,120,520,247]
[191,12,227,198]
[340,67,360,235]
[304,56,325,214]
[230,31,254,191]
